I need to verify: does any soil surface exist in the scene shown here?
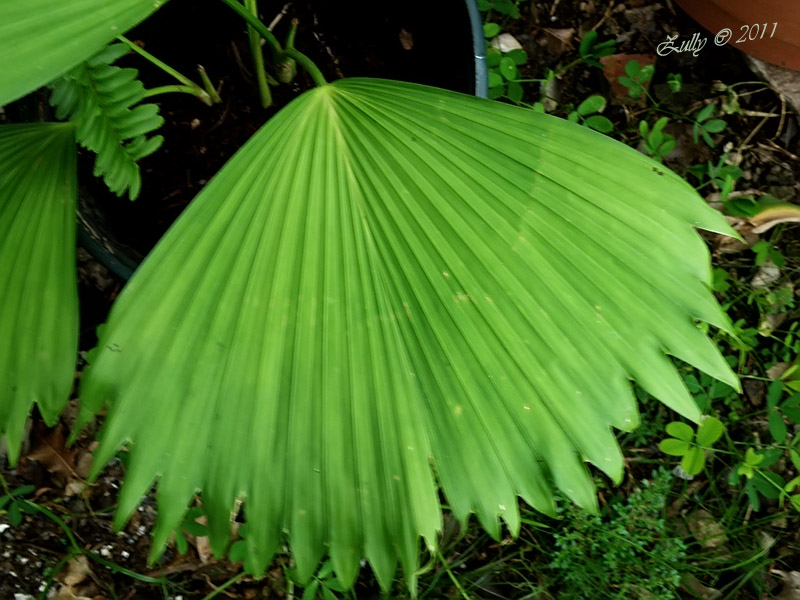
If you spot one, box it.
[2,1,799,599]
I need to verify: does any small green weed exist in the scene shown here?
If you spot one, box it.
[638,116,676,161]
[692,102,727,148]
[618,59,654,99]
[476,0,521,18]
[291,560,348,600]
[0,482,35,526]
[659,417,725,475]
[566,94,614,133]
[549,469,687,600]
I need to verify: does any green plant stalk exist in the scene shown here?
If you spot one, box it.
[218,0,326,86]
[197,65,222,103]
[219,0,281,53]
[115,34,213,105]
[285,17,298,49]
[200,572,248,600]
[244,0,272,108]
[436,549,472,600]
[143,84,207,99]
[282,48,326,86]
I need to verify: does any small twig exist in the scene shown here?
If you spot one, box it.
[733,114,770,164]
[593,1,615,31]
[200,572,248,600]
[739,110,779,118]
[267,2,292,31]
[230,41,251,77]
[727,189,768,198]
[759,140,799,161]
[775,95,786,141]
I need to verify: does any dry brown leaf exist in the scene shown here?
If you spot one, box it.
[713,217,758,254]
[65,481,88,497]
[760,310,788,337]
[681,573,722,600]
[743,379,767,407]
[751,260,781,289]
[542,27,574,46]
[75,451,94,479]
[21,423,79,481]
[492,33,522,53]
[686,509,728,550]
[53,555,94,600]
[192,514,213,564]
[398,28,413,51]
[767,362,792,380]
[63,555,91,586]
[749,204,800,234]
[600,53,657,100]
[772,570,800,600]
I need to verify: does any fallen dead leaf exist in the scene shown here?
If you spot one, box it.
[681,573,722,600]
[751,260,781,289]
[743,379,767,407]
[63,555,91,587]
[53,555,94,600]
[772,570,800,600]
[193,514,213,564]
[759,531,777,552]
[540,27,574,53]
[75,451,94,479]
[600,53,657,100]
[760,307,789,336]
[65,481,88,497]
[398,28,413,51]
[21,423,79,482]
[686,509,728,550]
[767,362,792,380]
[748,203,800,234]
[492,33,522,53]
[713,217,759,255]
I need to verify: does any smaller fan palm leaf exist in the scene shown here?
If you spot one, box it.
[0,0,167,107]
[0,123,78,465]
[75,79,738,591]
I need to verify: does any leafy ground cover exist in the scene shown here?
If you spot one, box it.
[2,1,800,598]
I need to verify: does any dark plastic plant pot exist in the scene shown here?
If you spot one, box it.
[78,0,488,280]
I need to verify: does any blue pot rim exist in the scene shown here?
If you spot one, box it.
[465,0,489,98]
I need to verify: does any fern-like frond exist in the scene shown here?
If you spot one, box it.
[50,43,164,200]
[0,123,78,465]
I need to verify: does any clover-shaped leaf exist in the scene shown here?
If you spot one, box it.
[659,417,724,476]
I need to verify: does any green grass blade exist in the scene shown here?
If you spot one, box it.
[0,123,78,464]
[75,79,738,591]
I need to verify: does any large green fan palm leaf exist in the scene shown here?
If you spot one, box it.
[0,123,77,464]
[75,79,738,590]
